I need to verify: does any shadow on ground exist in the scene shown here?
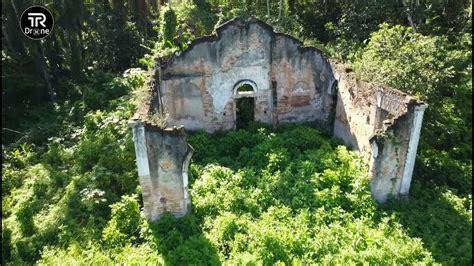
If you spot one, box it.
[382,180,472,265]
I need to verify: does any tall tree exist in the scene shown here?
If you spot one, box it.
[63,0,85,79]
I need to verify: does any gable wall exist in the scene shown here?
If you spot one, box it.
[159,19,335,132]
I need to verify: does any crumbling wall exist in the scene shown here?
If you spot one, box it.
[271,34,335,128]
[160,19,273,132]
[129,121,193,221]
[330,61,427,202]
[130,18,427,222]
[159,17,336,132]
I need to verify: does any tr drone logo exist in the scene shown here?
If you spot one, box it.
[27,13,47,27]
[20,6,54,40]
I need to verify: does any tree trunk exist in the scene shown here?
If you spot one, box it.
[36,42,57,102]
[44,33,63,77]
[6,0,27,58]
[470,0,472,18]
[266,0,270,18]
[2,31,9,52]
[137,0,147,35]
[402,0,418,33]
[278,0,283,19]
[2,31,22,62]
[69,31,83,80]
[407,13,418,32]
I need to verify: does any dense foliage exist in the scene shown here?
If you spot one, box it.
[2,70,143,264]
[3,101,471,263]
[2,0,472,265]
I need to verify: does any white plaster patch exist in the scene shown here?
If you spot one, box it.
[208,66,269,114]
[370,141,378,158]
[400,105,427,195]
[132,124,150,177]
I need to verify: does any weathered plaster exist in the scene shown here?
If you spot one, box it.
[129,119,193,221]
[158,18,336,133]
[330,62,427,202]
[130,17,427,220]
[400,105,427,195]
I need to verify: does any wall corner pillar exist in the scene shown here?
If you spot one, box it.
[399,104,427,196]
[128,119,153,220]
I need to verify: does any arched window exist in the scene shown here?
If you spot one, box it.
[233,80,257,96]
[236,84,254,93]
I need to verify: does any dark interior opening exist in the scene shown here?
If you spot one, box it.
[236,97,255,129]
[272,81,278,107]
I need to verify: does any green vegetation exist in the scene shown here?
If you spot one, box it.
[2,0,472,265]
[3,109,471,263]
[235,98,255,129]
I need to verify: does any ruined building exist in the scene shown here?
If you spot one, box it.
[129,17,427,221]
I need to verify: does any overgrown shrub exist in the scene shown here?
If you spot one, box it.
[102,195,143,247]
[2,67,470,265]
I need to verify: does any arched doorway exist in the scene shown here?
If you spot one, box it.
[233,80,257,129]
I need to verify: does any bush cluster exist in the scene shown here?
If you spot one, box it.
[2,82,471,264]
